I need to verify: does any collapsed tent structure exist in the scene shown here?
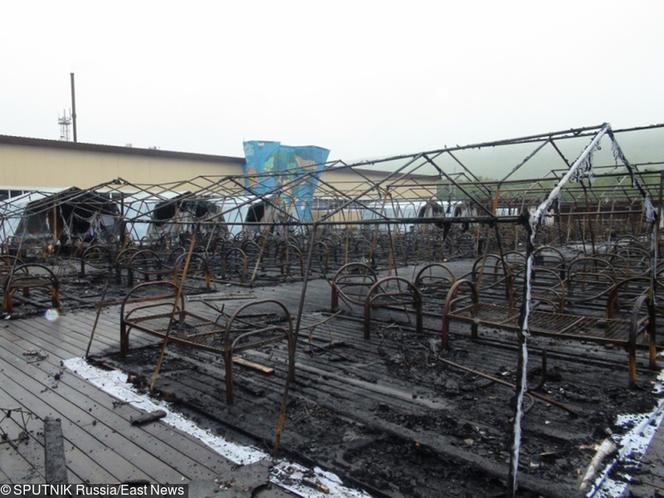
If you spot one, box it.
[0,187,122,255]
[1,123,664,496]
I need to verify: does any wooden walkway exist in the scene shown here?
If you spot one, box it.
[0,269,662,496]
[0,297,292,495]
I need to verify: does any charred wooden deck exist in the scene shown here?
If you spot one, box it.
[0,300,291,496]
[0,273,662,497]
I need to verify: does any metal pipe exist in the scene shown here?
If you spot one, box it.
[70,73,77,143]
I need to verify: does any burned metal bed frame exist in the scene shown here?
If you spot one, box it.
[327,244,658,386]
[285,122,664,495]
[119,281,295,404]
[2,263,60,313]
[441,266,657,386]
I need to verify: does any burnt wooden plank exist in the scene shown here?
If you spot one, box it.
[43,417,68,485]
[130,410,167,426]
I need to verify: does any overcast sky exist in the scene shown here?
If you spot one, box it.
[1,0,662,162]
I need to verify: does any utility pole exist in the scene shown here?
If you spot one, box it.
[70,72,77,142]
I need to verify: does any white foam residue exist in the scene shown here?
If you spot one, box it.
[64,357,372,498]
[272,462,371,498]
[508,252,534,493]
[644,196,657,224]
[531,125,608,234]
[510,339,530,492]
[65,357,265,465]
[587,368,664,497]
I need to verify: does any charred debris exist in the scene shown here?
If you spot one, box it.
[2,123,664,496]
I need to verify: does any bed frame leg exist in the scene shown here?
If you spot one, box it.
[628,346,637,388]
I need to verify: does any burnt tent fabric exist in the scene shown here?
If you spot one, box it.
[147,193,223,239]
[245,201,265,223]
[153,200,177,226]
[418,200,446,228]
[16,187,120,243]
[417,200,445,219]
[153,193,219,226]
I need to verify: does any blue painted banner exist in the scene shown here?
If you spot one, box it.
[243,141,330,221]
